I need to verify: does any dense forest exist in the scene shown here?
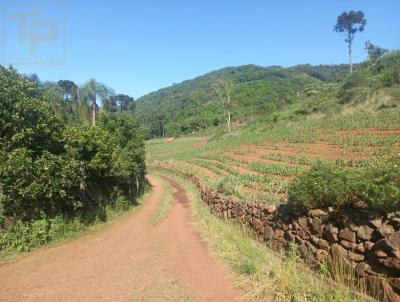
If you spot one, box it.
[0,66,145,253]
[136,50,400,137]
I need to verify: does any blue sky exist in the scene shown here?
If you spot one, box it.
[1,0,400,98]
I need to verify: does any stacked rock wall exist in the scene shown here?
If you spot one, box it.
[186,174,400,301]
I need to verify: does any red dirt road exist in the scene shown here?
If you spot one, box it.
[0,175,245,302]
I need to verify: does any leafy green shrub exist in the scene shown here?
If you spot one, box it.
[288,157,400,213]
[63,125,115,178]
[99,113,146,195]
[337,51,400,104]
[0,195,5,229]
[0,217,51,253]
[30,218,50,246]
[358,157,400,212]
[115,196,130,212]
[0,220,32,253]
[381,68,400,87]
[48,215,85,241]
[0,148,82,220]
[0,66,147,256]
[343,87,370,104]
[288,162,356,210]
[0,207,130,256]
[0,121,145,222]
[0,67,64,156]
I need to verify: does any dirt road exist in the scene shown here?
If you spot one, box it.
[0,175,245,302]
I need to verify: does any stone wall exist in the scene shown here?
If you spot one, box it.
[186,173,400,302]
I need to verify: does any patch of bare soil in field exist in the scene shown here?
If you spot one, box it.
[226,151,309,166]
[225,163,261,175]
[0,175,245,302]
[175,160,220,179]
[229,140,369,162]
[193,137,208,148]
[196,158,259,175]
[321,128,400,137]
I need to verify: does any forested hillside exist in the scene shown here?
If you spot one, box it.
[136,51,400,137]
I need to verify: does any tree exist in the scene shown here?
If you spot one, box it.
[98,113,146,195]
[0,66,147,224]
[80,79,111,126]
[365,41,388,62]
[334,10,367,74]
[57,80,78,101]
[28,73,40,84]
[0,66,64,155]
[212,79,233,133]
[104,94,135,113]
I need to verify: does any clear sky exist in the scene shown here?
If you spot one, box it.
[1,0,399,98]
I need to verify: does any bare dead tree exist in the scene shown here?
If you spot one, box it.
[212,79,233,133]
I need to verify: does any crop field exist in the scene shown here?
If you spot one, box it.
[147,108,400,204]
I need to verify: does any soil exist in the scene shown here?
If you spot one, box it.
[228,140,369,162]
[197,158,261,175]
[175,160,220,180]
[226,151,308,167]
[321,128,400,137]
[0,175,245,302]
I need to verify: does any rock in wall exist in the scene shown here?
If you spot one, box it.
[186,173,400,302]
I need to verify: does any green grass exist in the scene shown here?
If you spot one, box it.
[150,176,173,224]
[156,169,370,302]
[146,107,400,205]
[146,137,205,163]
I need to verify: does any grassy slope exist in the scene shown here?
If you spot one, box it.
[147,107,400,204]
[137,51,400,138]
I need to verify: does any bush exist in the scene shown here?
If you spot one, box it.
[337,51,400,104]
[288,157,400,214]
[63,125,115,179]
[358,157,400,212]
[0,121,145,222]
[114,196,130,212]
[0,149,82,220]
[48,215,85,242]
[0,205,130,256]
[0,67,147,256]
[288,162,356,210]
[0,67,64,156]
[0,217,50,253]
[0,220,33,253]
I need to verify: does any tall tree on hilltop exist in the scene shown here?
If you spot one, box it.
[334,10,367,74]
[80,79,111,126]
[212,79,233,133]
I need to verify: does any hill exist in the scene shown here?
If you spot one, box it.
[136,51,400,138]
[135,64,348,137]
